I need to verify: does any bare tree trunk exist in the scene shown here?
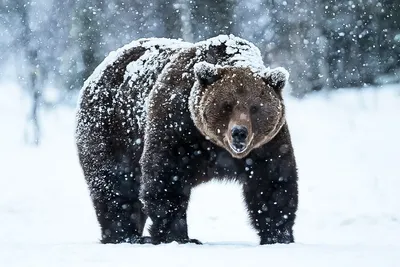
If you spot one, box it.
[27,50,42,146]
[13,0,42,145]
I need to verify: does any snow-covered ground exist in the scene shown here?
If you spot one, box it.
[1,82,399,266]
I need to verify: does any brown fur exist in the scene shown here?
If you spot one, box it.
[190,66,286,158]
[76,35,298,245]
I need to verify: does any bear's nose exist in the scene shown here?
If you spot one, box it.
[231,125,248,143]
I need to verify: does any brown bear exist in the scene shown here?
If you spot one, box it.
[75,34,298,245]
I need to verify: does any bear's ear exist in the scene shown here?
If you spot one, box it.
[263,67,289,92]
[194,61,221,86]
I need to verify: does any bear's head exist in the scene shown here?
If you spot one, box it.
[189,62,288,158]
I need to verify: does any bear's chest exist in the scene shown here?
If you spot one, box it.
[193,141,248,182]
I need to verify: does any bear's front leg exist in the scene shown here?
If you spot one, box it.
[139,143,201,245]
[243,146,298,245]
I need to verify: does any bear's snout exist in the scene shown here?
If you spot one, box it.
[231,125,248,153]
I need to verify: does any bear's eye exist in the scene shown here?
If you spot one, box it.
[250,105,259,114]
[222,102,233,113]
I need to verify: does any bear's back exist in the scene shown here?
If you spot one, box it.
[76,35,268,153]
[76,38,192,141]
[113,39,193,131]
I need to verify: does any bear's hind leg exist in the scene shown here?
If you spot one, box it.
[88,169,149,244]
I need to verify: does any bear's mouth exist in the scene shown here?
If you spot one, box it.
[225,134,254,157]
[230,142,247,154]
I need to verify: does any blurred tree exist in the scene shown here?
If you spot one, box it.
[155,0,182,39]
[377,0,400,76]
[26,49,43,146]
[322,0,377,88]
[75,0,105,85]
[233,0,273,44]
[190,0,237,41]
[177,0,193,41]
[104,0,161,47]
[264,0,327,97]
[0,0,399,101]
[3,0,44,145]
[47,0,79,92]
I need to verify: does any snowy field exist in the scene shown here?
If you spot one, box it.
[1,82,399,266]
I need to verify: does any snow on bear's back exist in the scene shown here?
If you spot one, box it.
[78,35,266,107]
[121,34,267,90]
[123,38,192,86]
[81,38,190,96]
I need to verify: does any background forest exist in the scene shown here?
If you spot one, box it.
[1,0,399,101]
